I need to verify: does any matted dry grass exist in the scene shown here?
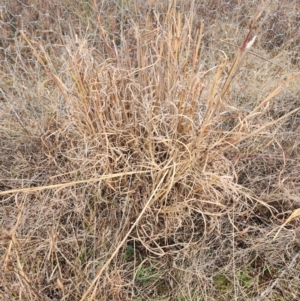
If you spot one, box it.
[1,0,300,300]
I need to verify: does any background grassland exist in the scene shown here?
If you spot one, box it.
[0,0,300,300]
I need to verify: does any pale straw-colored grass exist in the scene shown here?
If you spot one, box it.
[1,0,300,300]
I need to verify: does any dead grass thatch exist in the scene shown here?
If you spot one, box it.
[1,0,300,300]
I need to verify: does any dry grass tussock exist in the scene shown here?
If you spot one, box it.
[0,0,300,300]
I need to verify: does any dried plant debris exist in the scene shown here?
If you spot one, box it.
[0,0,300,300]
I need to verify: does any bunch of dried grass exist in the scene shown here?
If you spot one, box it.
[1,0,300,300]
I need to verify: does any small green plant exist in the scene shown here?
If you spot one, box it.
[238,270,252,287]
[124,245,135,261]
[135,263,162,283]
[214,274,232,293]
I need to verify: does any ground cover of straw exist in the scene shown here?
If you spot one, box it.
[1,1,300,300]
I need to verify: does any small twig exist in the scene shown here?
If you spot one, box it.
[220,40,286,70]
